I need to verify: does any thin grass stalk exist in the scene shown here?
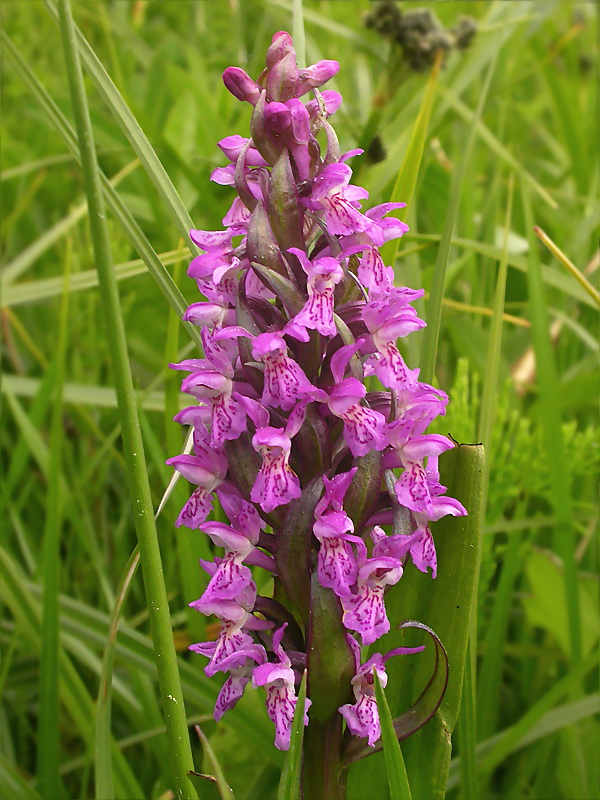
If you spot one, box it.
[419,53,499,385]
[36,239,71,799]
[520,181,582,665]
[57,2,198,797]
[95,547,140,799]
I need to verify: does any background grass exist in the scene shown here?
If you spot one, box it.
[1,2,598,799]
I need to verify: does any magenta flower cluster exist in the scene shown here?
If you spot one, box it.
[167,32,466,751]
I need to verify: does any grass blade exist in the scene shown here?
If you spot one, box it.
[381,48,443,266]
[36,239,71,800]
[446,691,600,791]
[420,52,499,385]
[44,0,197,245]
[533,226,600,307]
[1,31,202,350]
[521,181,581,665]
[277,670,307,800]
[95,547,141,799]
[373,670,412,800]
[380,444,485,800]
[194,726,236,800]
[56,2,197,797]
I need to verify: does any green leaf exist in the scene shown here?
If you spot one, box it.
[277,670,308,800]
[373,670,412,800]
[343,621,449,768]
[380,444,485,800]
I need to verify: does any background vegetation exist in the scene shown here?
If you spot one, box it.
[1,1,598,799]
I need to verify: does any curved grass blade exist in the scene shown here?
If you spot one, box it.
[95,547,140,799]
[373,670,412,800]
[277,670,308,800]
[343,621,449,767]
[194,725,236,800]
[56,2,197,796]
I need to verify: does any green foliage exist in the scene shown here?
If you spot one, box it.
[1,2,597,799]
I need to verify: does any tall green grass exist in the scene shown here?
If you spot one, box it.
[1,2,597,799]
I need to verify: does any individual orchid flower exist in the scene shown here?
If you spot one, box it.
[284,247,344,340]
[315,376,387,457]
[303,163,372,236]
[213,643,268,721]
[237,395,308,512]
[166,416,227,528]
[362,295,426,390]
[341,539,403,646]
[339,640,425,746]
[385,433,455,517]
[251,332,316,411]
[252,624,311,750]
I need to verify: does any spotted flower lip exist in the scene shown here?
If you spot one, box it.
[167,30,466,751]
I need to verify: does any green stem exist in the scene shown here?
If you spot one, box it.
[57,2,197,797]
[303,717,344,800]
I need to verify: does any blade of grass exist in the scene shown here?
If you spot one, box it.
[0,548,145,798]
[1,32,202,350]
[2,246,187,307]
[44,0,198,245]
[478,649,597,778]
[2,160,138,285]
[95,547,141,799]
[194,725,236,800]
[521,181,581,665]
[277,670,307,800]
[1,374,170,412]
[446,692,600,791]
[457,177,514,799]
[420,51,499,385]
[533,226,600,307]
[373,670,412,800]
[437,84,557,210]
[406,232,596,309]
[382,48,443,243]
[56,2,197,797]
[36,242,71,800]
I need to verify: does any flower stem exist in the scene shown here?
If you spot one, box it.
[303,717,344,800]
[57,1,197,797]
